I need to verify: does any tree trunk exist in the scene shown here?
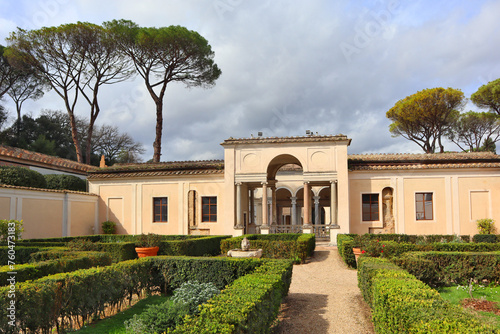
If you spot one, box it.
[153,100,163,162]
[68,112,83,163]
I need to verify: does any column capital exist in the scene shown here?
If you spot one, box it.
[235,182,242,186]
[313,195,321,204]
[261,181,268,186]
[303,181,310,185]
[330,180,338,184]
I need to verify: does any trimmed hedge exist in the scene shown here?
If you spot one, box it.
[0,166,47,188]
[0,251,112,284]
[44,174,86,192]
[358,257,497,333]
[172,259,293,333]
[472,234,500,243]
[220,233,315,263]
[393,251,500,287]
[0,246,44,264]
[337,234,356,268]
[0,256,287,333]
[159,236,231,257]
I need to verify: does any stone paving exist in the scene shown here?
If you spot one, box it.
[275,243,375,334]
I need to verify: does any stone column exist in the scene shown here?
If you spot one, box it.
[249,188,254,225]
[291,196,297,225]
[330,180,339,227]
[303,182,311,226]
[235,183,243,228]
[271,186,277,225]
[314,195,321,225]
[261,182,268,227]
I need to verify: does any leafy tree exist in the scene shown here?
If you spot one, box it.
[387,87,465,153]
[0,45,21,98]
[7,22,133,164]
[104,20,222,162]
[69,23,134,164]
[481,137,496,153]
[7,67,50,137]
[92,124,145,165]
[471,78,500,115]
[0,104,7,130]
[447,111,500,152]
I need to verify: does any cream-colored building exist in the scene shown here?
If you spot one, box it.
[88,135,500,243]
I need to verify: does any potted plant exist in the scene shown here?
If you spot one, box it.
[352,234,370,264]
[135,233,163,258]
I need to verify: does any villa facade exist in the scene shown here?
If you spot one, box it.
[88,135,500,243]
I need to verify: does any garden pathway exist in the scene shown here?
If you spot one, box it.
[275,243,375,334]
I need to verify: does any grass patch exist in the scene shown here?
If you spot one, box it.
[71,295,170,334]
[438,285,500,329]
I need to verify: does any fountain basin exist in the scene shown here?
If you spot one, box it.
[227,248,263,258]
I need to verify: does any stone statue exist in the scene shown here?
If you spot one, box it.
[241,237,250,251]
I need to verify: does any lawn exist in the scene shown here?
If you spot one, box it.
[70,295,170,334]
[438,285,500,329]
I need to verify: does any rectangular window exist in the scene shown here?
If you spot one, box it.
[362,194,379,221]
[153,197,168,222]
[202,196,217,222]
[415,193,433,220]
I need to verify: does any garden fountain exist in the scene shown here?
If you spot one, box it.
[227,237,263,258]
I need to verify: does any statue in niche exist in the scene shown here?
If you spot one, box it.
[382,189,395,234]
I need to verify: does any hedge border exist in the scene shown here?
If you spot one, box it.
[0,251,112,285]
[393,251,500,287]
[357,257,497,333]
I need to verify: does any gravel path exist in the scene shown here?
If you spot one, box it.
[275,245,375,334]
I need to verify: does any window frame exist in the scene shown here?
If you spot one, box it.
[415,192,433,221]
[361,193,380,222]
[153,197,168,223]
[201,196,217,222]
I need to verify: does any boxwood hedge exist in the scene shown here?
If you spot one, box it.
[357,257,497,333]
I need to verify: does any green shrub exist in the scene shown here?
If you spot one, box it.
[0,251,112,284]
[0,246,43,264]
[472,234,499,243]
[476,218,496,234]
[393,251,500,287]
[358,257,497,333]
[0,219,24,242]
[101,220,116,234]
[337,234,356,268]
[125,300,190,334]
[44,174,86,191]
[159,236,231,257]
[172,281,220,314]
[0,166,47,188]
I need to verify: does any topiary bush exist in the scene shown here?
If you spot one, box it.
[101,220,116,234]
[44,174,86,192]
[0,166,46,188]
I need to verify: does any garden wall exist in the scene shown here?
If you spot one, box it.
[0,185,98,239]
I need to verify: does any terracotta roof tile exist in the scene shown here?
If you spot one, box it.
[88,160,224,179]
[348,152,500,170]
[221,134,351,145]
[0,145,95,174]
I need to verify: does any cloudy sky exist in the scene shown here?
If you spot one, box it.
[1,0,499,161]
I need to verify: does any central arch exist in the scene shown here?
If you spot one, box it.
[266,154,303,181]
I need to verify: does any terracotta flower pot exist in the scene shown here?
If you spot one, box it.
[135,246,159,258]
[352,247,363,264]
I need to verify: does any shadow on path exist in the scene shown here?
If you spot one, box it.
[274,293,329,334]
